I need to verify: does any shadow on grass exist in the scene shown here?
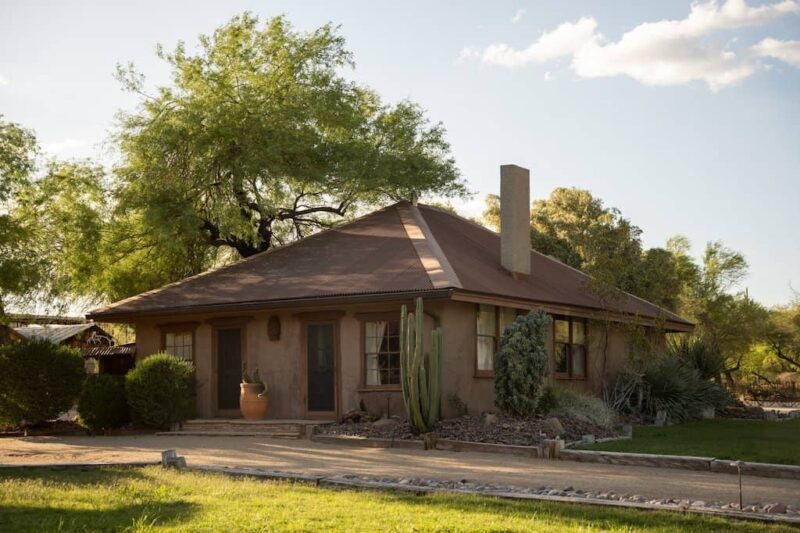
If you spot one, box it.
[0,501,199,532]
[0,466,148,486]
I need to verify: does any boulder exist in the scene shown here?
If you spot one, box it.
[372,417,399,429]
[765,502,787,514]
[483,413,498,427]
[543,417,564,436]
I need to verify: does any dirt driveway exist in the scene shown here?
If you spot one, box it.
[1,434,798,507]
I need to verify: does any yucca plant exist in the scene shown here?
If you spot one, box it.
[668,337,726,381]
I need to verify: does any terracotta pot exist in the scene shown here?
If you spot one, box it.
[240,383,268,420]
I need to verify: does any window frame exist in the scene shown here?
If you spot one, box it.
[552,315,588,380]
[475,305,526,378]
[357,312,403,391]
[159,322,198,364]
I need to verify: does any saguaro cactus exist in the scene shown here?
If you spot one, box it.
[400,297,442,434]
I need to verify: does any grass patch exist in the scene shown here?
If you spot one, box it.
[0,466,791,532]
[583,419,800,465]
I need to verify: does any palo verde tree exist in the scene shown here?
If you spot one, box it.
[111,13,465,297]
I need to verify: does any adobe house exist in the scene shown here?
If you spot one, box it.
[88,165,692,420]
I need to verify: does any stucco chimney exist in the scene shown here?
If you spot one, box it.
[500,164,530,278]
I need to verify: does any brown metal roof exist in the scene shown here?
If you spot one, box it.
[417,205,691,327]
[14,323,111,344]
[88,202,692,329]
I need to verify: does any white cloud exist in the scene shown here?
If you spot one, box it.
[0,75,8,86]
[460,17,598,67]
[460,0,800,90]
[752,37,800,66]
[511,9,526,24]
[544,71,554,81]
[41,138,89,155]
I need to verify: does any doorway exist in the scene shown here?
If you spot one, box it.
[305,323,337,417]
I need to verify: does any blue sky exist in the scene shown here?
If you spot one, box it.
[1,0,798,306]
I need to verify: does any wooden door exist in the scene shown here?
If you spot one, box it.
[305,323,337,416]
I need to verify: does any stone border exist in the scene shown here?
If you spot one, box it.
[311,434,558,457]
[188,464,800,526]
[310,434,426,450]
[434,439,544,458]
[560,450,715,471]
[313,432,800,481]
[559,450,800,480]
[0,461,161,469]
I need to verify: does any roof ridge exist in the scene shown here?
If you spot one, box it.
[396,204,461,289]
[87,203,406,317]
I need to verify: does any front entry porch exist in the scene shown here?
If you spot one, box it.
[161,419,332,439]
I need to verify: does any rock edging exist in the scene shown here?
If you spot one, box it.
[312,433,800,481]
[189,464,800,524]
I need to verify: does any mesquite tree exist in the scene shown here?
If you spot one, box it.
[494,310,551,417]
[110,13,466,299]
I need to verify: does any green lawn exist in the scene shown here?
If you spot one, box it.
[0,466,786,532]
[583,418,800,465]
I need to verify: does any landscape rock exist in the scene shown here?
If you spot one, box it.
[543,417,565,436]
[766,503,787,514]
[483,414,498,427]
[372,417,399,429]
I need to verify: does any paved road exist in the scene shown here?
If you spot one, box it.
[1,435,798,507]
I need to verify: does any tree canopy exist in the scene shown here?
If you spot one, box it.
[0,118,44,314]
[114,13,465,262]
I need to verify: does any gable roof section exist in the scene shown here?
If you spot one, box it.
[88,202,693,330]
[89,205,437,318]
[417,205,691,328]
[14,323,109,344]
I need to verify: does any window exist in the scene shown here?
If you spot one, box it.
[364,320,401,386]
[476,305,524,374]
[165,331,193,361]
[554,317,586,379]
[476,305,496,373]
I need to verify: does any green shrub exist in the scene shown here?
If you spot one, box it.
[605,355,731,423]
[535,386,559,416]
[643,356,730,422]
[125,353,195,429]
[0,340,85,426]
[494,310,551,417]
[668,338,726,381]
[539,386,615,428]
[77,374,129,431]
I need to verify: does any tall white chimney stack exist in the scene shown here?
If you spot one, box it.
[500,164,530,279]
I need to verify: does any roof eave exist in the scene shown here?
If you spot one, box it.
[86,288,454,322]
[450,289,694,332]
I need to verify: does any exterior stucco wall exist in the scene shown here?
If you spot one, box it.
[132,299,662,420]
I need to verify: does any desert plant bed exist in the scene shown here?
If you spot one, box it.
[318,414,618,446]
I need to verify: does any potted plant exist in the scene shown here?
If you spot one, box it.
[240,364,268,420]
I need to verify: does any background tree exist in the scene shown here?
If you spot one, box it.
[0,117,43,316]
[15,161,108,304]
[763,298,800,372]
[110,13,465,298]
